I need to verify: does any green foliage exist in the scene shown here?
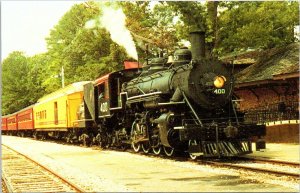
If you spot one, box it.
[72,43,126,81]
[147,2,180,53]
[2,52,49,115]
[121,2,189,57]
[167,1,206,32]
[217,1,299,54]
[26,54,48,103]
[2,52,30,114]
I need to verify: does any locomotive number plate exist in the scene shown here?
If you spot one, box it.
[214,89,226,94]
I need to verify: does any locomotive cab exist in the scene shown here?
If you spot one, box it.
[95,74,110,118]
[83,68,141,121]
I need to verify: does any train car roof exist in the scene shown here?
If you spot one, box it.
[14,104,35,114]
[2,115,8,119]
[2,102,35,118]
[6,112,18,118]
[94,73,111,85]
[37,81,92,104]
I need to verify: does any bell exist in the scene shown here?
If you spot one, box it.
[167,55,174,64]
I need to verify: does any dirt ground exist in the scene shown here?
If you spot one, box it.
[1,136,298,192]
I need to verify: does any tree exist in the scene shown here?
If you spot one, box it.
[73,43,127,81]
[217,1,299,54]
[121,2,188,59]
[2,52,31,114]
[168,2,206,32]
[206,1,219,55]
[147,2,180,54]
[27,54,49,101]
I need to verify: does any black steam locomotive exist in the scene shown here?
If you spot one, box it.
[81,31,266,158]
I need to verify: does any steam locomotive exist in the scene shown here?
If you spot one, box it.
[81,31,266,158]
[2,31,266,158]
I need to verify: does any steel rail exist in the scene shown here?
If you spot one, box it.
[240,156,300,167]
[202,160,299,178]
[2,174,13,193]
[2,144,86,193]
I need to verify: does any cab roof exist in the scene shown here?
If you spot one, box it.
[94,73,111,85]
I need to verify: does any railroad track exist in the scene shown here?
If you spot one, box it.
[200,157,299,178]
[2,144,85,192]
[109,144,299,179]
[2,179,8,193]
[241,156,299,167]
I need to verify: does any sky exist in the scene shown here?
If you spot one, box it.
[1,1,79,61]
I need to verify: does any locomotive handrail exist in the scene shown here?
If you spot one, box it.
[106,92,128,111]
[109,107,123,110]
[127,91,162,100]
[181,90,203,127]
[128,72,163,84]
[99,114,113,118]
[157,101,185,106]
[72,119,94,123]
[170,64,190,73]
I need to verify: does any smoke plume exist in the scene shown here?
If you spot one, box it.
[84,3,138,60]
[99,5,138,60]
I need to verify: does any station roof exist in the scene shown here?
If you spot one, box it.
[235,43,299,88]
[221,49,260,65]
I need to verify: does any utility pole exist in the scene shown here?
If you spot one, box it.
[61,66,65,88]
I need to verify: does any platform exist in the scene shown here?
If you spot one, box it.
[250,143,299,163]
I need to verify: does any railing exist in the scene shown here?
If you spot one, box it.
[244,101,299,125]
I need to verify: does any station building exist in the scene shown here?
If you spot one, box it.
[231,43,299,143]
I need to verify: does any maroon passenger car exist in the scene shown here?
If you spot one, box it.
[1,116,8,134]
[16,105,35,136]
[7,113,18,135]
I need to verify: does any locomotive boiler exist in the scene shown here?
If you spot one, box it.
[124,32,232,110]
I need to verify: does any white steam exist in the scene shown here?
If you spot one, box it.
[99,6,138,60]
[84,4,138,60]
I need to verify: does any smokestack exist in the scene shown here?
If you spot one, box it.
[189,31,205,60]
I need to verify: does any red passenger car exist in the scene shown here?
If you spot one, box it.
[7,113,18,134]
[17,105,34,136]
[1,116,8,134]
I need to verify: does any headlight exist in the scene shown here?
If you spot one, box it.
[213,76,226,88]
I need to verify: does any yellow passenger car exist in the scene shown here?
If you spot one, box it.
[34,81,91,131]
